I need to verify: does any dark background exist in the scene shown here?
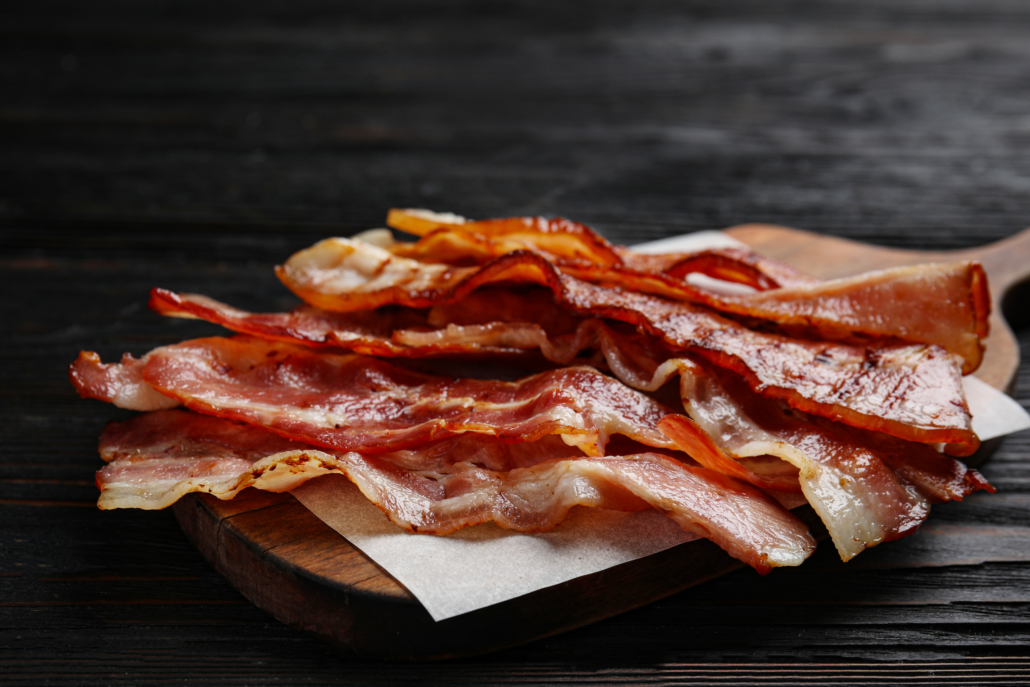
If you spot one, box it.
[4,1,1030,684]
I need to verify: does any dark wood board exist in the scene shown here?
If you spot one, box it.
[170,225,1030,659]
[7,0,1030,683]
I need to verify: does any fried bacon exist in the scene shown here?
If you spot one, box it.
[148,288,554,359]
[276,239,978,454]
[141,290,993,560]
[69,351,179,411]
[646,359,992,560]
[386,209,625,266]
[97,409,815,573]
[385,208,815,289]
[71,209,999,573]
[699,262,989,374]
[383,210,988,371]
[71,335,677,457]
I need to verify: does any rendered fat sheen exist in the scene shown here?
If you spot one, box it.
[71,335,677,457]
[95,409,816,573]
[274,240,978,454]
[69,215,995,576]
[380,214,988,372]
[141,288,993,561]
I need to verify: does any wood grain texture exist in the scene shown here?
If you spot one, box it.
[167,224,1030,659]
[5,0,1030,683]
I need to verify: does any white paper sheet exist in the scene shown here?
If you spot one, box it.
[293,477,806,622]
[290,231,1030,622]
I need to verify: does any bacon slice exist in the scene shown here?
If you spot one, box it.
[385,208,816,289]
[148,289,504,358]
[645,358,991,560]
[144,290,991,559]
[96,409,816,573]
[276,239,977,454]
[148,287,590,361]
[697,262,989,374]
[149,287,608,364]
[381,210,989,371]
[69,351,179,411]
[70,336,677,457]
[380,222,988,372]
[386,209,625,266]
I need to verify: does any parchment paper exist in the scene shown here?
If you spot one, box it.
[290,231,1030,622]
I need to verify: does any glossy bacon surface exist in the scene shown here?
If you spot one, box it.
[386,209,625,266]
[145,288,991,559]
[647,359,991,560]
[72,336,677,457]
[699,262,989,374]
[148,288,507,358]
[383,210,988,369]
[276,239,977,454]
[96,409,816,573]
[385,208,816,289]
[69,351,179,411]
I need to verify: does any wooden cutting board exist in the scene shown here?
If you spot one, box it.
[172,225,1030,660]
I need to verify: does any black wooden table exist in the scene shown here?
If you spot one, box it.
[4,1,1030,684]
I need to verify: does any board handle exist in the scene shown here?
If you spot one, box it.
[963,226,1030,298]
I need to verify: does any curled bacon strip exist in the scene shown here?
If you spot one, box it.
[68,351,179,411]
[645,359,992,560]
[96,409,816,573]
[144,289,991,559]
[386,209,625,266]
[697,262,989,374]
[385,208,815,289]
[276,239,977,454]
[70,336,677,457]
[383,210,988,370]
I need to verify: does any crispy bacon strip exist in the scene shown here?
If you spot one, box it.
[646,359,992,560]
[276,239,978,454]
[697,262,989,374]
[618,246,818,290]
[385,208,816,288]
[148,289,508,358]
[386,209,625,266]
[96,409,816,573]
[70,336,677,457]
[381,224,988,371]
[149,287,610,364]
[146,289,991,559]
[68,351,179,411]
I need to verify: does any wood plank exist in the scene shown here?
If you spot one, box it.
[6,0,1030,679]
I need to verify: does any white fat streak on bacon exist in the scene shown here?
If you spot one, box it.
[146,290,989,494]
[96,410,815,573]
[69,351,179,411]
[696,262,989,374]
[72,336,677,457]
[385,208,815,289]
[338,225,988,372]
[646,358,991,561]
[651,361,930,561]
[274,238,977,454]
[137,292,983,560]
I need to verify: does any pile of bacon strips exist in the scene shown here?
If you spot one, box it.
[70,209,995,574]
